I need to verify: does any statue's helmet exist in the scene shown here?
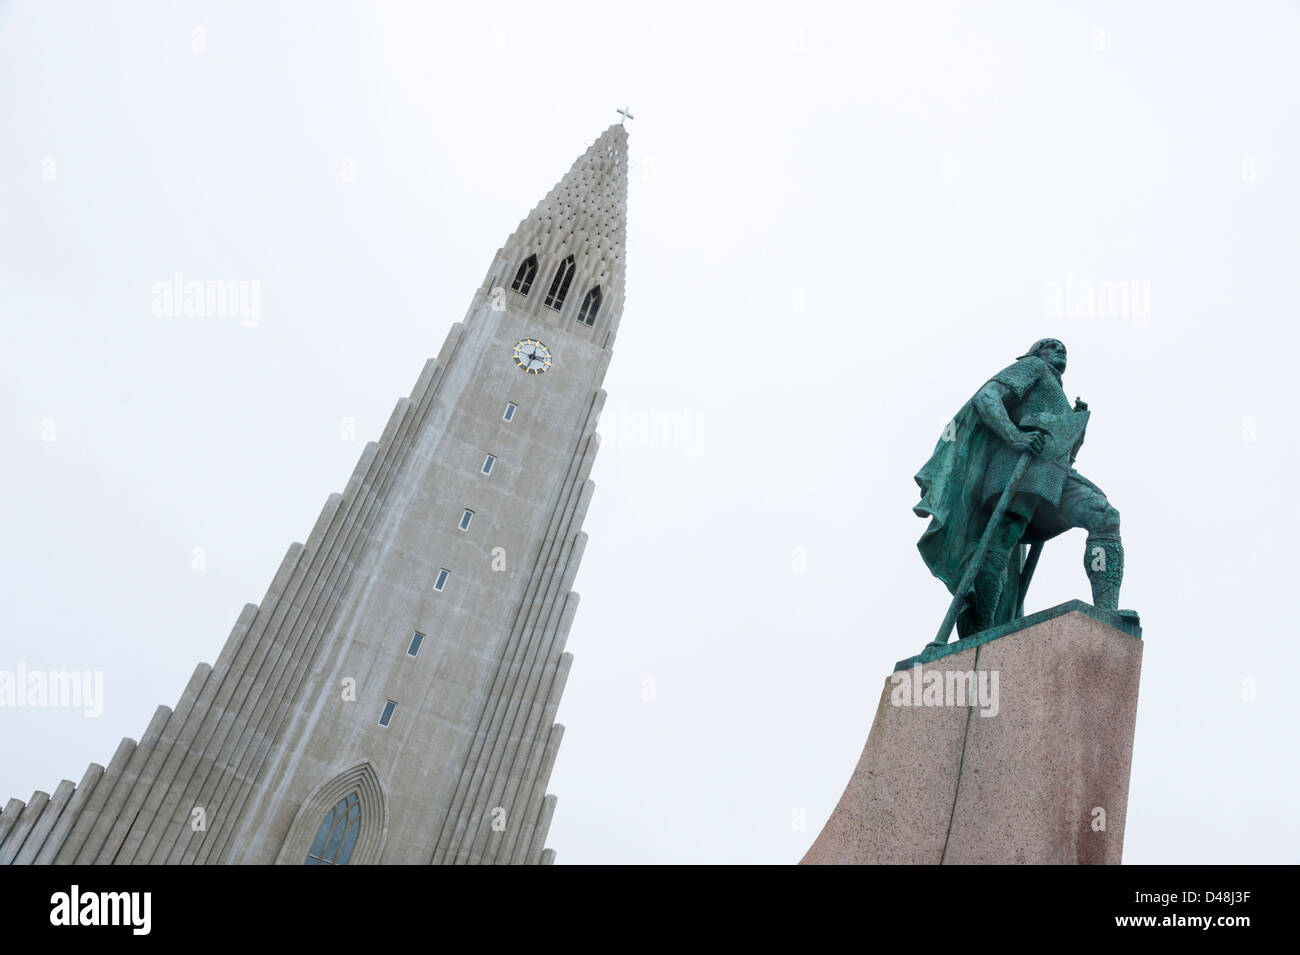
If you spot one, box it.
[1018,338,1066,360]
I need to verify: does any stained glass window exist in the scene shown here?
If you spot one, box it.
[304,792,361,865]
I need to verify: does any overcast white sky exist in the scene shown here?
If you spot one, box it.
[2,0,1298,864]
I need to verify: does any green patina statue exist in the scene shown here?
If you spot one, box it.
[914,339,1126,650]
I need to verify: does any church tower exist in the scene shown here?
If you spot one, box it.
[0,123,629,865]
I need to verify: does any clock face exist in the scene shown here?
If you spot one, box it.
[512,338,552,374]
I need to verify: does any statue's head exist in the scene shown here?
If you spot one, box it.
[1020,338,1067,373]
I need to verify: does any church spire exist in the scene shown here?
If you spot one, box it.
[487,123,628,347]
[2,115,631,868]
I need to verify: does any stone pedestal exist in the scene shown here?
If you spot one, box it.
[802,601,1142,865]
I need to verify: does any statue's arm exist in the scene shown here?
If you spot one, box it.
[973,381,1043,455]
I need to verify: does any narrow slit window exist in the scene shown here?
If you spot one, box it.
[458,509,474,531]
[503,402,517,422]
[378,700,397,727]
[407,631,424,656]
[544,255,576,310]
[577,286,602,326]
[434,568,450,592]
[482,454,495,475]
[510,255,538,295]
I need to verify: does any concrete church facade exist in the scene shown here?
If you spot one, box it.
[0,124,630,865]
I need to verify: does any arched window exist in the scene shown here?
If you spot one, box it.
[544,255,575,310]
[576,286,602,326]
[304,792,361,865]
[276,760,387,865]
[510,255,538,295]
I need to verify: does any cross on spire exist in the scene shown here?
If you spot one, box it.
[617,106,634,126]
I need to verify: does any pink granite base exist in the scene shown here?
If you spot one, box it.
[802,608,1142,864]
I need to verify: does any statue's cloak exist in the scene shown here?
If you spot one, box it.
[913,395,1013,602]
[913,356,1085,636]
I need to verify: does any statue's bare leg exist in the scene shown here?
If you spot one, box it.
[1060,475,1123,610]
[970,511,1029,632]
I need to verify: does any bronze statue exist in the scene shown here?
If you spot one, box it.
[914,339,1126,650]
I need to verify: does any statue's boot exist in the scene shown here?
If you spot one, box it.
[970,549,1011,634]
[1084,534,1124,611]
